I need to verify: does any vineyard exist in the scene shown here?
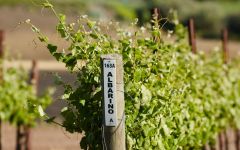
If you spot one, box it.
[1,0,240,150]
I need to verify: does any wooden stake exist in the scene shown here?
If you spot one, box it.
[225,130,229,150]
[0,30,4,58]
[219,132,226,150]
[203,143,211,150]
[30,60,38,90]
[16,125,24,150]
[24,60,38,150]
[24,126,31,150]
[0,120,1,150]
[221,28,229,64]
[236,131,240,150]
[151,8,160,21]
[151,8,160,42]
[188,18,197,53]
[16,126,21,150]
[0,30,4,150]
[101,54,125,150]
[214,135,220,150]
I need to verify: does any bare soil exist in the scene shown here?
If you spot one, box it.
[0,6,77,60]
[2,122,81,150]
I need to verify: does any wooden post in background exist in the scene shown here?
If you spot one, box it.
[24,127,31,150]
[188,18,197,53]
[222,28,229,64]
[16,126,25,150]
[151,8,160,42]
[16,60,38,150]
[25,60,38,150]
[0,30,4,58]
[151,7,160,21]
[236,131,240,150]
[0,30,4,150]
[219,27,229,150]
[219,133,227,150]
[101,54,125,150]
[30,60,38,87]
[203,144,211,150]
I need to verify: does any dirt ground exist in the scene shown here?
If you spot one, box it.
[2,122,81,150]
[1,6,240,150]
[0,6,77,60]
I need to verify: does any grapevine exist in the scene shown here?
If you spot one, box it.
[0,59,52,127]
[26,1,240,149]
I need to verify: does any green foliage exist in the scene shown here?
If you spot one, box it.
[0,61,52,126]
[28,2,240,149]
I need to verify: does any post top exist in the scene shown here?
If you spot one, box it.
[101,54,122,60]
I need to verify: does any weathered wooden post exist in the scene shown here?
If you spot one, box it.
[219,28,230,150]
[237,131,240,150]
[219,133,227,150]
[151,8,160,42]
[188,18,197,53]
[222,27,240,150]
[16,60,38,150]
[222,28,229,64]
[16,126,24,150]
[151,8,160,21]
[0,30,4,150]
[101,54,125,150]
[25,60,38,150]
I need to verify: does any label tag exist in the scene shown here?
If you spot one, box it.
[103,59,117,126]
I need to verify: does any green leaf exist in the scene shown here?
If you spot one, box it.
[38,36,48,43]
[56,23,67,38]
[87,20,96,29]
[79,100,86,106]
[59,14,66,23]
[90,33,98,39]
[61,107,68,113]
[38,106,45,117]
[63,55,77,71]
[47,44,57,54]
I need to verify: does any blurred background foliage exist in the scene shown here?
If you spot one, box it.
[0,0,240,39]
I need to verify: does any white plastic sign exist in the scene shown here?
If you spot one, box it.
[103,59,117,126]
